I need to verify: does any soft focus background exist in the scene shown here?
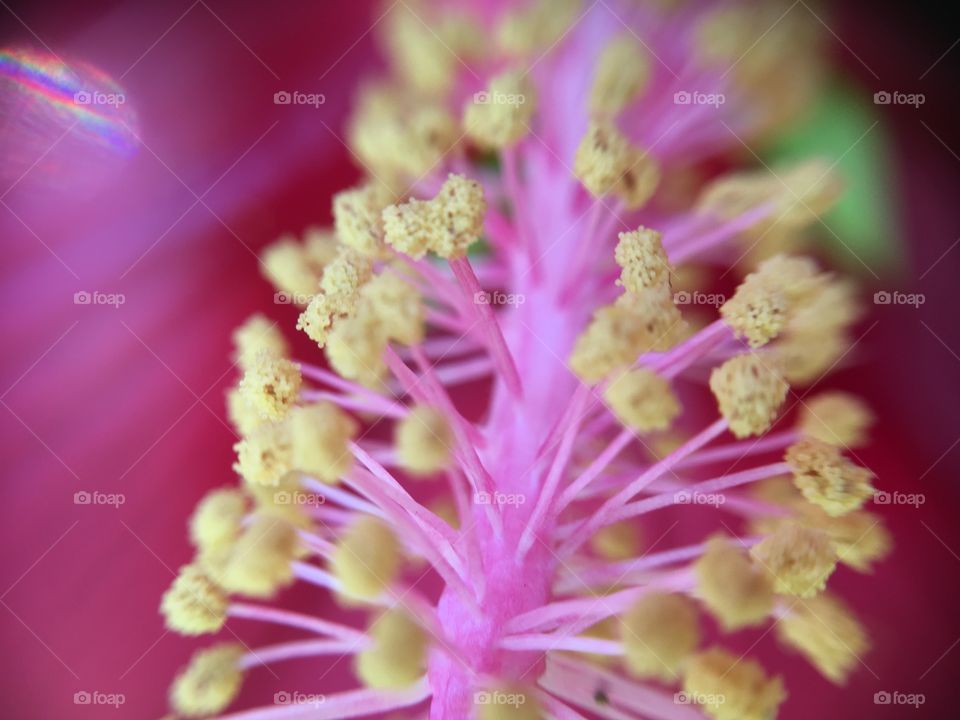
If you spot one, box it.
[1,1,958,718]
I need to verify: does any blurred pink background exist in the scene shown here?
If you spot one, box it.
[1,1,959,718]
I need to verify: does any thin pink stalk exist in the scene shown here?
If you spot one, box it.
[241,638,367,669]
[676,429,798,469]
[557,427,635,511]
[227,603,367,643]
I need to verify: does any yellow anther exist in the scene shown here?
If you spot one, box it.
[464,69,535,148]
[603,368,681,433]
[232,314,287,371]
[777,592,869,684]
[395,405,454,476]
[751,522,837,598]
[799,392,873,447]
[220,516,300,598]
[161,563,228,635]
[683,647,785,720]
[574,121,658,208]
[355,609,427,689]
[238,352,301,422]
[383,173,486,260]
[496,0,581,55]
[615,227,671,293]
[324,308,389,388]
[297,247,373,348]
[771,328,848,386]
[232,421,292,487]
[289,402,358,483]
[694,536,773,630]
[591,34,650,116]
[786,438,874,516]
[622,592,700,680]
[361,272,425,346]
[331,516,401,600]
[333,183,395,258]
[226,385,266,436]
[709,354,789,438]
[170,644,244,718]
[383,4,457,96]
[260,236,320,303]
[590,520,642,561]
[189,487,246,553]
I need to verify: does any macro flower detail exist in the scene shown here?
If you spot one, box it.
[161,2,889,718]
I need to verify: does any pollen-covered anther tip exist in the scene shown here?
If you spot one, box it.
[777,593,868,684]
[289,402,358,484]
[170,644,244,718]
[785,437,875,516]
[190,487,246,553]
[362,272,425,346]
[590,520,642,561]
[682,647,785,720]
[260,235,320,303]
[591,34,651,116]
[799,392,874,447]
[355,609,427,689]
[396,405,454,476]
[221,516,300,598]
[615,227,671,293]
[694,536,773,630]
[709,354,789,438]
[720,275,788,348]
[331,516,400,600]
[297,247,373,349]
[161,563,228,635]
[463,69,535,148]
[384,173,486,260]
[751,522,837,598]
[574,121,659,208]
[232,421,292,487]
[603,368,681,433]
[232,314,288,371]
[333,182,395,258]
[621,592,700,680]
[238,352,301,422]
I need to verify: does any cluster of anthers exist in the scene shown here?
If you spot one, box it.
[161,2,891,719]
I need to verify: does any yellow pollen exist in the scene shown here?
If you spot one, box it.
[232,314,287,371]
[297,247,374,348]
[232,421,293,487]
[621,592,700,680]
[777,592,869,684]
[324,308,390,388]
[614,227,671,293]
[289,402,359,484]
[170,644,244,718]
[333,183,395,259]
[355,609,428,689]
[226,386,266,436]
[590,34,651,116]
[383,4,458,97]
[751,522,837,598]
[463,69,535,148]
[496,0,581,55]
[238,352,301,422]
[220,516,300,598]
[383,173,487,260]
[682,647,785,720]
[361,271,425,346]
[573,120,632,198]
[590,520,642,561]
[709,354,789,438]
[603,368,681,433]
[189,487,247,554]
[786,438,875,516]
[770,328,849,386]
[260,235,321,303]
[395,405,454,476]
[161,563,228,635]
[694,536,773,630]
[799,391,873,446]
[331,516,401,600]
[302,227,340,267]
